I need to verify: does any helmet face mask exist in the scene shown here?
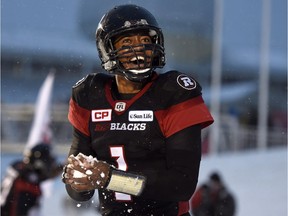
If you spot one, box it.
[96,4,165,82]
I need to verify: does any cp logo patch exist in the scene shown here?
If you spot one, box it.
[176,75,197,90]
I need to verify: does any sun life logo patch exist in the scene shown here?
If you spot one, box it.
[176,75,196,90]
[129,110,153,122]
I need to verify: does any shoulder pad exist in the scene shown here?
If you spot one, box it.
[73,75,89,89]
[157,70,202,93]
[71,73,112,107]
[73,73,112,89]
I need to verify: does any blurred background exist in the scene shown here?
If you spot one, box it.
[1,0,287,216]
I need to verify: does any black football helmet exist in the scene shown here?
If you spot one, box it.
[96,4,165,82]
[23,143,56,179]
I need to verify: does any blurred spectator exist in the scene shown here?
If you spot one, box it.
[0,143,63,216]
[191,172,236,216]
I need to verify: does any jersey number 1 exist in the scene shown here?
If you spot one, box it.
[110,146,131,201]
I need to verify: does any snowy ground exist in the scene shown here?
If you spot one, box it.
[1,147,287,216]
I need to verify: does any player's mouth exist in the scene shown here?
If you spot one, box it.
[130,56,145,65]
[120,52,152,71]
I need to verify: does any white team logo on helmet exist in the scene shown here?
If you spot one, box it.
[176,75,196,90]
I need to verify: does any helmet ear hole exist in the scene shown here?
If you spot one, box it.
[95,4,165,82]
[34,150,42,159]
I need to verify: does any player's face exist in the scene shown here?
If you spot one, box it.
[113,33,153,70]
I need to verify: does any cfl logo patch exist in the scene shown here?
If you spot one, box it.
[177,75,196,90]
[115,102,126,112]
[91,109,112,122]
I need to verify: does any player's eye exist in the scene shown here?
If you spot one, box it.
[141,36,152,43]
[121,38,132,45]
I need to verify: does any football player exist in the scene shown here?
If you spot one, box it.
[62,4,214,216]
[1,143,63,216]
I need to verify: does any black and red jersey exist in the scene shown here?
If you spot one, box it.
[67,70,213,215]
[1,161,42,216]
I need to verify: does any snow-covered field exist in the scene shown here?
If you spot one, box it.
[197,147,287,216]
[1,147,287,216]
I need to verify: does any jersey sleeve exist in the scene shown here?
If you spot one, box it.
[139,124,202,201]
[136,72,212,201]
[154,71,214,138]
[68,73,112,137]
[68,98,90,136]
[68,75,92,137]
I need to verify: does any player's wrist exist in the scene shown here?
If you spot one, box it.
[106,169,146,196]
